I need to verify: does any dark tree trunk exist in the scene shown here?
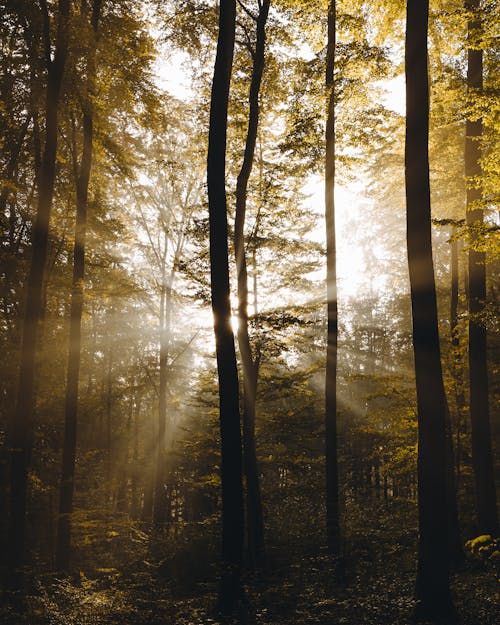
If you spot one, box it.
[450,237,466,485]
[130,393,141,519]
[465,0,499,537]
[105,337,113,504]
[234,0,270,569]
[116,379,135,513]
[142,452,155,522]
[444,401,464,566]
[325,0,340,557]
[55,0,102,572]
[207,0,244,613]
[405,0,454,618]
[6,0,70,592]
[445,237,466,566]
[141,396,156,522]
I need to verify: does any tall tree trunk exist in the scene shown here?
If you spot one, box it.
[325,0,340,557]
[154,218,186,525]
[131,394,141,519]
[446,236,466,565]
[450,237,466,485]
[141,415,155,522]
[405,0,454,618]
[207,0,244,613]
[444,401,464,566]
[105,336,113,505]
[55,0,102,572]
[154,231,169,525]
[234,0,270,569]
[6,0,70,592]
[116,382,134,513]
[465,0,499,537]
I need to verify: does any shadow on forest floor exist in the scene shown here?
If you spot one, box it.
[1,538,498,625]
[0,503,498,625]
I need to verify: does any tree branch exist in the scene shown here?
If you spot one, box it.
[237,0,258,21]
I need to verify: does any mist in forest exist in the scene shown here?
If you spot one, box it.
[0,1,498,624]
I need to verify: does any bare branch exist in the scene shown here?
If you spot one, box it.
[235,20,256,57]
[236,0,258,21]
[168,331,201,368]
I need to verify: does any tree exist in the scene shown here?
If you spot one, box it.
[465,0,499,537]
[6,0,70,591]
[405,0,454,619]
[325,0,340,558]
[129,112,203,526]
[55,0,102,572]
[233,0,270,568]
[207,0,244,613]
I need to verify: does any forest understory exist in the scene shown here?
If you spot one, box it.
[1,501,498,625]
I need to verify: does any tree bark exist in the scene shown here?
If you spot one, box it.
[154,212,187,525]
[325,0,340,557]
[444,401,464,566]
[405,0,454,618]
[207,0,244,613]
[450,237,466,485]
[141,414,155,522]
[234,0,270,569]
[153,231,169,526]
[105,340,113,503]
[55,0,102,572]
[6,0,70,591]
[130,394,141,519]
[465,0,499,537]
[445,236,466,565]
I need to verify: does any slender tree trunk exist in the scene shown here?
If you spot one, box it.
[405,0,454,618]
[55,0,101,572]
[105,340,113,505]
[154,220,186,525]
[445,236,466,566]
[444,401,464,566]
[207,0,244,613]
[131,395,141,519]
[116,399,131,513]
[154,232,169,525]
[6,0,70,592]
[234,0,269,569]
[450,237,466,485]
[325,0,340,557]
[142,441,155,522]
[465,0,499,537]
[141,396,155,522]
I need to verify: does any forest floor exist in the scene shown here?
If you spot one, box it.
[1,505,498,624]
[1,543,498,623]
